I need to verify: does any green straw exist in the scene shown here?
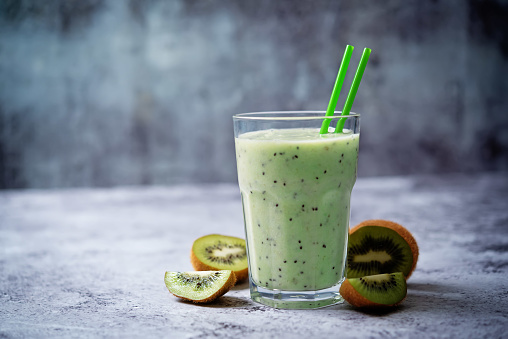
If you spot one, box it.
[319,45,354,134]
[335,47,371,133]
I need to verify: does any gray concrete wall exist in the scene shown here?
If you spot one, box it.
[0,0,507,189]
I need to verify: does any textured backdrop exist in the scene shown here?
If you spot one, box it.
[1,0,507,188]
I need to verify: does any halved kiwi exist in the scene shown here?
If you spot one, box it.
[164,270,236,303]
[347,220,419,279]
[191,234,248,282]
[339,272,407,307]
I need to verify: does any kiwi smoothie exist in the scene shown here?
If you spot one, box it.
[235,127,359,291]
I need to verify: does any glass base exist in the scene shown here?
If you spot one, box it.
[249,279,345,309]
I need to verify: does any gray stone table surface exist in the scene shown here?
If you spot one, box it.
[1,173,507,338]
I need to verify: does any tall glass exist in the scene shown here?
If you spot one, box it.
[233,111,360,309]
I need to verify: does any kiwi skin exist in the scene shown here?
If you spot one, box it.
[165,271,237,303]
[350,219,419,279]
[190,234,248,283]
[339,273,407,308]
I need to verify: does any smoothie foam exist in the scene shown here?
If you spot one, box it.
[235,128,359,291]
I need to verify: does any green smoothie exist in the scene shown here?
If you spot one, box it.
[235,127,359,291]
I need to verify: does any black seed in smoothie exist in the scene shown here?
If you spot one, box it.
[341,153,344,157]
[279,275,282,278]
[274,153,277,156]
[304,285,307,288]
[266,256,269,259]
[303,261,306,264]
[261,242,264,244]
[274,180,277,183]
[323,244,326,248]
[289,218,292,221]
[275,204,279,207]
[258,267,261,270]
[339,160,342,163]
[298,240,301,243]
[279,152,285,155]
[279,268,282,271]
[258,223,260,227]
[266,282,268,286]
[294,260,297,263]
[297,146,300,150]
[300,246,302,249]
[320,223,322,227]
[250,191,253,194]
[262,172,265,175]
[316,177,319,180]
[284,260,287,263]
[300,271,304,274]
[301,179,304,182]
[283,183,286,186]
[332,266,335,270]
[324,170,327,174]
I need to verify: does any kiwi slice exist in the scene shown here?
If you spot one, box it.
[191,234,248,282]
[347,220,419,279]
[164,270,236,303]
[339,272,407,307]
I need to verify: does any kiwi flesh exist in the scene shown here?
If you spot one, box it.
[191,234,248,282]
[340,272,407,307]
[164,270,236,303]
[347,220,419,279]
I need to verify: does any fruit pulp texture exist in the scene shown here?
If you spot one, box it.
[235,128,359,291]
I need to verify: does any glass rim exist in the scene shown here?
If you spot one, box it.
[233,111,360,121]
